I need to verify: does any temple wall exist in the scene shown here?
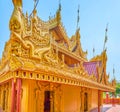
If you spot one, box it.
[27,80,36,112]
[0,79,101,112]
[62,85,81,112]
[21,79,29,112]
[19,79,100,112]
[0,81,11,112]
[91,89,98,109]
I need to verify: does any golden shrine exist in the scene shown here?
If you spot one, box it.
[0,0,116,112]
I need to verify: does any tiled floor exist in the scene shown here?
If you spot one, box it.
[91,104,120,112]
[106,105,120,112]
[90,105,111,112]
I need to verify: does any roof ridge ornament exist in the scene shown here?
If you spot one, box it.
[76,5,80,30]
[59,0,61,12]
[12,0,22,7]
[113,65,116,79]
[56,0,62,24]
[103,23,108,51]
[10,0,23,34]
[29,0,39,18]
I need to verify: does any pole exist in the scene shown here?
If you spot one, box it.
[16,78,22,112]
[98,90,101,112]
[11,79,16,112]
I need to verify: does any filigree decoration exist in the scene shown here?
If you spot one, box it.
[9,1,23,34]
[21,47,30,58]
[23,61,35,70]
[30,34,50,47]
[9,55,22,71]
[90,74,97,81]
[42,46,59,66]
[11,41,21,56]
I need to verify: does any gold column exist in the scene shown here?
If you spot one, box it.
[81,88,84,112]
[35,81,44,112]
[40,91,44,112]
[7,82,11,112]
[88,89,92,111]
[5,83,9,112]
[50,91,54,112]
[21,79,29,112]
[54,85,62,112]
[50,83,54,112]
[1,85,3,111]
[0,86,1,108]
[99,91,103,107]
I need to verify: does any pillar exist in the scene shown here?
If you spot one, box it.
[10,79,16,112]
[106,92,109,104]
[98,90,101,112]
[112,92,115,106]
[81,89,84,112]
[16,78,22,112]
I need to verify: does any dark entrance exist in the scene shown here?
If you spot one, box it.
[44,91,54,112]
[3,90,6,110]
[84,92,88,112]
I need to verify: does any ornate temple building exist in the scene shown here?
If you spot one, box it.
[0,0,116,112]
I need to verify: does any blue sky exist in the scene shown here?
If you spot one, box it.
[0,0,120,81]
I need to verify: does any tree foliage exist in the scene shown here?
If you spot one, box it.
[116,83,120,96]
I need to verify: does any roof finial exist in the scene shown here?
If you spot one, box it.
[59,0,61,12]
[93,47,95,57]
[29,0,39,18]
[34,0,37,8]
[103,23,108,51]
[113,65,115,79]
[12,0,22,7]
[76,5,80,30]
[56,0,62,23]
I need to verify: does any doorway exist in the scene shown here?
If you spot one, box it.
[3,90,6,111]
[84,92,88,112]
[44,91,54,112]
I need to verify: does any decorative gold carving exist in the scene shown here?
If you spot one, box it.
[11,41,21,56]
[90,49,111,84]
[9,55,22,71]
[42,46,59,65]
[9,0,23,34]
[35,81,44,112]
[12,0,22,7]
[0,83,9,111]
[21,47,30,58]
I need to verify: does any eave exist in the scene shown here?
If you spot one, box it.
[0,63,115,92]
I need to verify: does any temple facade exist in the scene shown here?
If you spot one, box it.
[0,0,116,112]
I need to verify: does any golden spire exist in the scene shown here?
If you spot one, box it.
[56,0,62,23]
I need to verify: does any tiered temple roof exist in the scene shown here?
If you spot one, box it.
[0,1,116,92]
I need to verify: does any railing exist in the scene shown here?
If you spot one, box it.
[103,98,120,104]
